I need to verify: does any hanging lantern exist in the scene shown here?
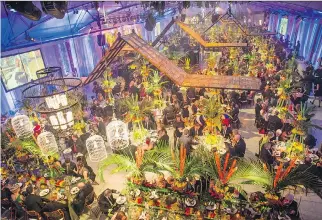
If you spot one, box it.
[86,135,107,162]
[11,114,33,138]
[49,115,59,129]
[66,111,74,126]
[37,131,58,155]
[106,119,129,150]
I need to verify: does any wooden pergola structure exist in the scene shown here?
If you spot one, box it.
[84,31,261,91]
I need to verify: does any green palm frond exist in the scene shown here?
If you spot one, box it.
[275,166,322,193]
[98,153,140,182]
[120,95,154,120]
[230,159,273,187]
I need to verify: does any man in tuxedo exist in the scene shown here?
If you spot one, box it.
[72,182,94,216]
[267,110,283,132]
[62,158,77,176]
[179,129,198,156]
[142,115,156,130]
[98,189,118,214]
[233,134,246,157]
[260,142,274,166]
[24,185,46,213]
[221,124,232,139]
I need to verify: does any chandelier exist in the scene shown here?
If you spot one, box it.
[22,67,82,131]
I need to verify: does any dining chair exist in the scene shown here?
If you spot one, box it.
[43,209,65,220]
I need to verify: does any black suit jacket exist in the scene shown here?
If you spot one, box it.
[62,162,77,176]
[98,190,117,213]
[189,127,203,137]
[221,127,232,139]
[235,138,246,157]
[72,183,94,215]
[260,148,274,165]
[25,194,45,213]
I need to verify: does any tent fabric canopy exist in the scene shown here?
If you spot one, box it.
[1,1,322,52]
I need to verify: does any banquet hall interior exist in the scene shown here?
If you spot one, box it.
[2,1,322,220]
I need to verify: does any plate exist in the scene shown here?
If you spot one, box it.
[185,198,197,207]
[71,177,81,184]
[295,160,304,165]
[116,196,126,205]
[206,203,216,211]
[135,189,141,197]
[44,173,50,178]
[63,148,72,154]
[39,189,50,197]
[70,187,80,195]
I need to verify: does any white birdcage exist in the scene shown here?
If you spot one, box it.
[106,119,129,150]
[11,115,33,138]
[86,135,107,162]
[37,131,59,155]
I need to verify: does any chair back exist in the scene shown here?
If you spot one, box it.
[26,210,42,220]
[43,209,65,220]
[84,191,96,206]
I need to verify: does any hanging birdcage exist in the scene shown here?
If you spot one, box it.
[106,119,129,150]
[11,114,33,138]
[37,131,59,155]
[86,135,107,162]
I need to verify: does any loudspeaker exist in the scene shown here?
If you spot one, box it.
[97,34,106,46]
[211,14,220,23]
[6,1,42,21]
[144,13,156,31]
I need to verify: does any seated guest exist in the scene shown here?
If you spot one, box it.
[62,158,77,176]
[233,134,246,157]
[24,185,46,213]
[267,110,283,132]
[281,194,299,220]
[74,157,97,184]
[163,102,175,125]
[260,143,274,166]
[72,182,94,216]
[221,124,232,139]
[274,129,284,142]
[9,183,24,204]
[181,102,190,119]
[156,128,169,146]
[190,123,203,137]
[98,189,118,214]
[142,115,156,130]
[191,100,199,115]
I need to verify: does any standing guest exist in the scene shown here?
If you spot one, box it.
[173,114,185,144]
[262,85,273,103]
[98,189,118,215]
[267,110,283,132]
[311,80,322,107]
[62,158,77,176]
[191,100,199,115]
[186,87,196,101]
[233,134,246,157]
[92,81,103,98]
[190,123,203,137]
[295,40,300,55]
[179,129,197,156]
